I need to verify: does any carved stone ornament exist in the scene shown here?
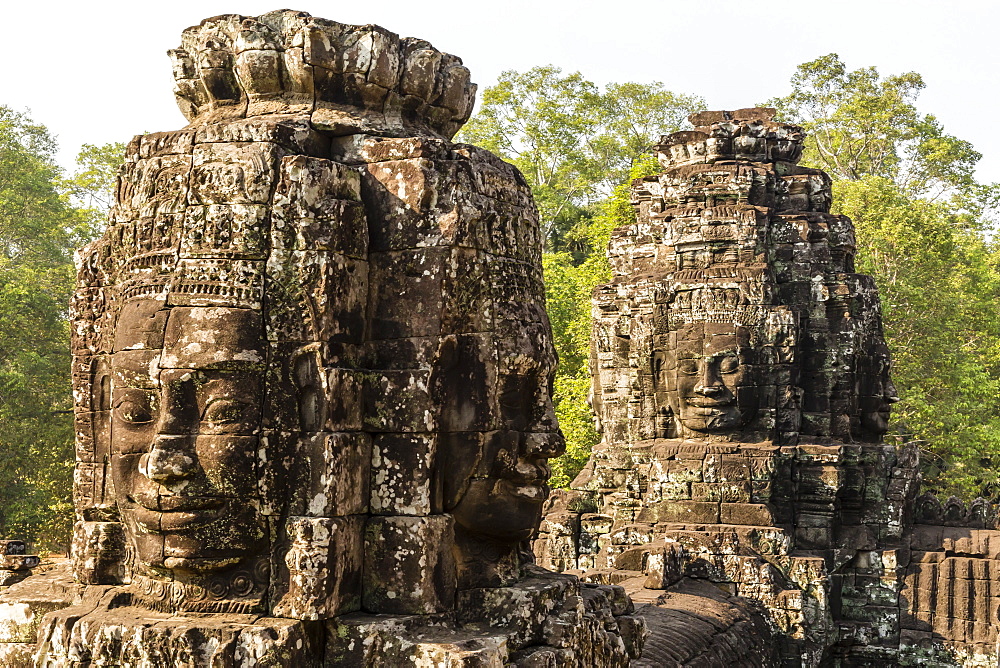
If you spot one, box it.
[0,11,643,667]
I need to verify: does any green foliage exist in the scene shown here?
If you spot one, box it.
[772,54,1000,499]
[0,108,120,549]
[63,141,126,236]
[0,107,78,549]
[836,177,1000,498]
[548,374,598,489]
[767,53,984,201]
[458,66,703,248]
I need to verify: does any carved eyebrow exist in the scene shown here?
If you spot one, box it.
[110,377,160,390]
[112,387,155,399]
[111,388,157,410]
[705,349,739,358]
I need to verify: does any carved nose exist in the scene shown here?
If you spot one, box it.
[140,435,198,484]
[694,359,724,395]
[885,380,900,404]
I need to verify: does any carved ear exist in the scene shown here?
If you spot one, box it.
[429,335,491,510]
[655,405,676,439]
[291,345,325,432]
[436,432,483,512]
[91,356,111,412]
[651,351,666,388]
[434,334,459,370]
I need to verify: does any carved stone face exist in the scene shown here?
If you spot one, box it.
[110,302,266,573]
[451,371,565,542]
[659,322,757,434]
[859,341,898,438]
[439,326,565,544]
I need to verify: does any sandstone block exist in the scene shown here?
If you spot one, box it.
[272,515,364,619]
[363,515,456,614]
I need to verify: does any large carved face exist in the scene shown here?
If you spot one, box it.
[110,301,266,573]
[658,322,758,434]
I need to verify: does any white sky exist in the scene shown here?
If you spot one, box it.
[4,0,998,183]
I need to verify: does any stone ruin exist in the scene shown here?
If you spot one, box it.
[1,12,999,668]
[534,108,1000,666]
[0,11,645,666]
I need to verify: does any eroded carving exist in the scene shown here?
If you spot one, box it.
[0,11,642,667]
[533,108,942,665]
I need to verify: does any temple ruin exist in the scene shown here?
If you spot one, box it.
[0,11,643,666]
[534,108,1000,666]
[0,10,998,668]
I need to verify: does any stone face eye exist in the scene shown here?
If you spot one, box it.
[719,355,740,374]
[202,398,249,424]
[114,397,153,424]
[678,359,699,376]
[499,389,523,410]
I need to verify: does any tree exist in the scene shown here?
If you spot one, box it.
[768,54,989,206]
[837,177,1000,498]
[63,141,126,236]
[458,66,703,248]
[0,107,78,548]
[542,167,657,487]
[0,107,122,549]
[771,55,1000,498]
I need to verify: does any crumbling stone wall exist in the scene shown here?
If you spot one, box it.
[535,108,1000,667]
[0,11,643,667]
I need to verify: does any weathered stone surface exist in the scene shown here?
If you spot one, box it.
[271,515,364,619]
[0,563,79,644]
[0,541,40,598]
[363,515,456,614]
[628,578,781,667]
[1,12,633,668]
[170,12,475,138]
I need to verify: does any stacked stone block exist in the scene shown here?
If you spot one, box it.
[1,11,643,667]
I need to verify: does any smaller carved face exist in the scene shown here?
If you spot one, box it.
[658,322,757,434]
[450,370,565,542]
[437,328,565,543]
[859,341,898,439]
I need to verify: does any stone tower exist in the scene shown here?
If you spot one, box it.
[0,11,643,666]
[532,109,991,665]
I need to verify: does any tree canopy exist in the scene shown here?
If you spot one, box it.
[767,54,985,201]
[0,107,122,549]
[457,66,703,250]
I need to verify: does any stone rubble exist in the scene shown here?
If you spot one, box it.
[0,542,39,591]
